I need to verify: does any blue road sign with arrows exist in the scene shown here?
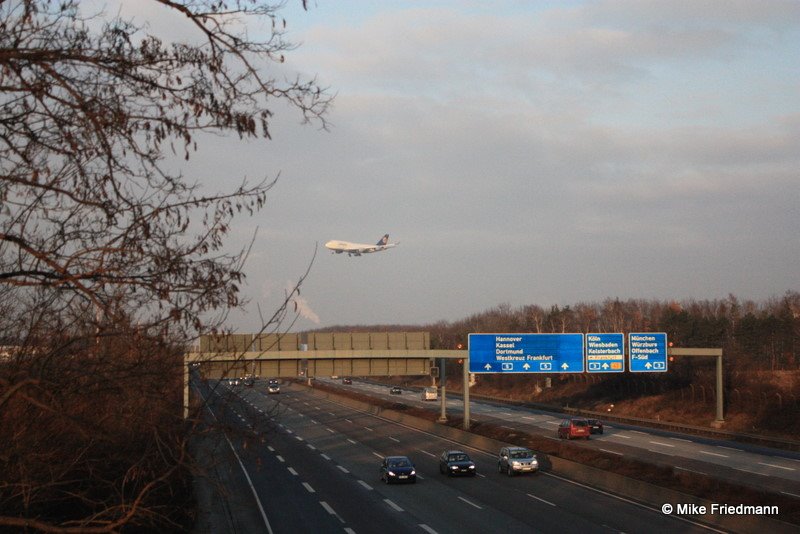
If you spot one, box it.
[469,333,585,374]
[628,332,668,372]
[586,333,625,373]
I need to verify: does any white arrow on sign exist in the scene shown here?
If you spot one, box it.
[645,362,652,369]
[484,363,492,370]
[561,363,569,370]
[523,363,531,370]
[602,363,609,369]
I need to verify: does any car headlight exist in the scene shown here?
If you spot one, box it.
[468,464,475,469]
[388,471,396,477]
[512,461,521,467]
[450,465,458,470]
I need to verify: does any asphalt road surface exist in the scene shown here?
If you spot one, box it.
[197,379,728,534]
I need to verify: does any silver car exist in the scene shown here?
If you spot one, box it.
[498,446,539,476]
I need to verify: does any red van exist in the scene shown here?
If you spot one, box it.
[557,418,591,440]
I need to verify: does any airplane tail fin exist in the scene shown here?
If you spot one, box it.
[376,234,389,246]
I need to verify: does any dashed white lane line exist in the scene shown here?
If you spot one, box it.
[458,496,482,509]
[347,438,357,444]
[384,499,404,512]
[326,428,336,433]
[267,446,275,452]
[669,437,692,443]
[345,419,353,423]
[303,482,315,493]
[419,524,438,534]
[321,454,331,461]
[337,465,350,474]
[358,480,373,490]
[759,462,795,471]
[276,455,285,463]
[419,450,437,458]
[600,449,623,456]
[287,467,298,476]
[307,444,316,450]
[699,450,729,458]
[528,493,556,506]
[649,441,675,448]
[372,452,384,459]
[389,437,400,442]
[364,426,374,432]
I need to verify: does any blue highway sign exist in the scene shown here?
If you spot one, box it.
[469,333,585,374]
[586,333,625,373]
[628,332,668,372]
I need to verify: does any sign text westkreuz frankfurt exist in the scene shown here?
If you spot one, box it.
[468,333,585,374]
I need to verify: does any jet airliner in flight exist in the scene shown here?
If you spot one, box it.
[325,234,399,256]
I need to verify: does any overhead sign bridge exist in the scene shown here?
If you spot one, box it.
[187,331,464,380]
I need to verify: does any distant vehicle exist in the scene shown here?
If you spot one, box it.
[267,382,281,394]
[586,418,604,434]
[342,377,353,385]
[422,386,438,401]
[439,450,476,476]
[390,386,402,395]
[325,234,399,257]
[380,455,416,484]
[557,418,591,440]
[498,447,538,476]
[243,376,254,387]
[228,378,240,387]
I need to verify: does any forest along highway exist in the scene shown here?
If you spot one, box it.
[198,378,730,534]
[319,378,800,498]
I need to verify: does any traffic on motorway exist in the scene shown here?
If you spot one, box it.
[195,377,753,533]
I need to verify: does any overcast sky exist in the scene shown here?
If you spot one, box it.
[168,1,799,331]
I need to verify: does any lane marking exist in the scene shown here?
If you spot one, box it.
[321,501,337,515]
[295,436,304,441]
[699,451,729,458]
[384,499,404,512]
[607,434,631,439]
[735,467,764,476]
[372,452,384,459]
[307,444,316,450]
[358,480,373,490]
[599,449,623,456]
[347,438,357,444]
[267,446,275,452]
[630,430,648,435]
[758,462,795,471]
[716,445,743,452]
[276,455,285,463]
[649,441,675,448]
[419,525,438,534]
[527,493,556,507]
[345,419,353,423]
[287,467,298,475]
[303,482,315,493]
[419,450,437,458]
[669,437,692,443]
[337,465,350,473]
[326,428,336,433]
[364,426,374,432]
[389,437,400,443]
[781,491,800,498]
[458,496,482,510]
[321,454,331,461]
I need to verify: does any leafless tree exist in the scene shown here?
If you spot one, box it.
[0,0,331,531]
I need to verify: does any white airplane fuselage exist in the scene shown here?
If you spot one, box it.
[325,234,398,256]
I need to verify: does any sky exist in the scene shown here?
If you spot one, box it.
[131,1,800,331]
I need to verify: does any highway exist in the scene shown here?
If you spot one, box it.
[198,379,726,534]
[316,378,800,497]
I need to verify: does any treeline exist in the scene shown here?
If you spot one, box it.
[317,292,800,371]
[430,293,800,370]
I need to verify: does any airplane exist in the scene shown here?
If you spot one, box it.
[325,234,399,256]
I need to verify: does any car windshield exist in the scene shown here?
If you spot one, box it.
[389,459,410,468]
[449,454,468,462]
[510,450,532,459]
[573,420,588,427]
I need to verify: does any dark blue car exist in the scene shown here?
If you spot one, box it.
[439,450,476,476]
[380,456,417,484]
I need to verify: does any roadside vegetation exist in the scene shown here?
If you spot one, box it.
[0,1,329,531]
